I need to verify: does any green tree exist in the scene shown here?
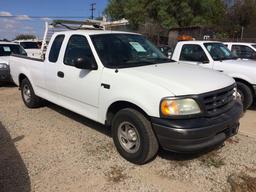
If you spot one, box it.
[220,0,256,38]
[15,34,36,40]
[230,0,256,28]
[104,0,126,20]
[105,0,225,29]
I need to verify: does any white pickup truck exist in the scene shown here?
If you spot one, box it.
[172,41,256,110]
[224,42,256,60]
[10,30,242,164]
[14,40,42,59]
[0,42,27,82]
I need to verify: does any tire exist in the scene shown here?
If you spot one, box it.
[112,108,159,165]
[21,78,44,108]
[237,82,253,110]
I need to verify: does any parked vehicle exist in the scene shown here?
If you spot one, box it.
[224,42,256,60]
[172,41,256,110]
[10,29,242,164]
[0,42,27,82]
[14,40,42,59]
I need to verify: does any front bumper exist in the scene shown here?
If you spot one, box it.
[0,69,11,82]
[151,101,243,153]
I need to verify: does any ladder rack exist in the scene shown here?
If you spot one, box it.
[40,19,104,58]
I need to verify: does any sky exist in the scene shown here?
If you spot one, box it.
[0,0,108,40]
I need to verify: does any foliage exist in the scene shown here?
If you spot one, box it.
[105,0,226,29]
[227,0,256,28]
[14,34,36,40]
[105,0,256,38]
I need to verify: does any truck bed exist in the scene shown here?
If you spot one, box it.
[10,54,44,88]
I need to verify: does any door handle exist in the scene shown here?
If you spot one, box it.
[57,71,64,78]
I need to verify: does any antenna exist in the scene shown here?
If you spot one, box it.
[90,3,96,20]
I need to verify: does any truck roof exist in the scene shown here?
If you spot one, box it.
[53,30,139,36]
[14,39,42,42]
[224,42,256,45]
[0,41,18,45]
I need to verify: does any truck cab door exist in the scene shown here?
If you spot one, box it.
[56,34,101,121]
[43,34,65,100]
[178,44,213,69]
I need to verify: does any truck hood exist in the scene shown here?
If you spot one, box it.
[0,56,10,65]
[121,62,235,96]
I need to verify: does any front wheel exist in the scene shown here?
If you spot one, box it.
[112,108,159,165]
[21,78,44,108]
[237,82,253,110]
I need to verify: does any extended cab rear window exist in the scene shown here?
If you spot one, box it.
[49,35,65,63]
[20,42,39,49]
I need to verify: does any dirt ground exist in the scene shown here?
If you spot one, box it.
[0,85,256,192]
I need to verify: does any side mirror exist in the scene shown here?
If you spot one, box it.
[74,57,97,70]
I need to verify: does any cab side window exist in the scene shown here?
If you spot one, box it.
[180,44,209,62]
[49,35,65,62]
[64,35,96,67]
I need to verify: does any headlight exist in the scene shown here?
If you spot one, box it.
[160,98,201,116]
[0,63,8,69]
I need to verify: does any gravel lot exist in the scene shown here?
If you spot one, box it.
[0,85,256,192]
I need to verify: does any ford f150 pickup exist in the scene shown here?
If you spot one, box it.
[172,41,256,110]
[10,30,243,164]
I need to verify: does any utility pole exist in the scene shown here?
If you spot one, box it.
[241,26,244,41]
[90,3,96,20]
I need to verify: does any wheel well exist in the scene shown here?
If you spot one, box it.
[234,78,255,97]
[105,101,149,126]
[18,74,27,86]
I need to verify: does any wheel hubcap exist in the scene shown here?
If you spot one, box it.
[117,122,140,153]
[23,84,31,103]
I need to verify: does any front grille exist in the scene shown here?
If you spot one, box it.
[201,84,235,117]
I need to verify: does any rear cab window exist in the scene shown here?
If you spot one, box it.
[20,42,39,49]
[48,35,65,63]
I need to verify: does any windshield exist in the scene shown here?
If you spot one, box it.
[20,42,39,49]
[204,43,236,61]
[0,44,27,56]
[252,44,256,49]
[90,34,170,68]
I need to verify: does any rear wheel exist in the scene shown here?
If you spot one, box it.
[21,78,44,108]
[112,108,159,164]
[237,82,253,110]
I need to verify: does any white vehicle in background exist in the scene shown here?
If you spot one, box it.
[172,41,256,110]
[9,24,242,164]
[224,42,256,60]
[0,42,27,82]
[14,40,42,59]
